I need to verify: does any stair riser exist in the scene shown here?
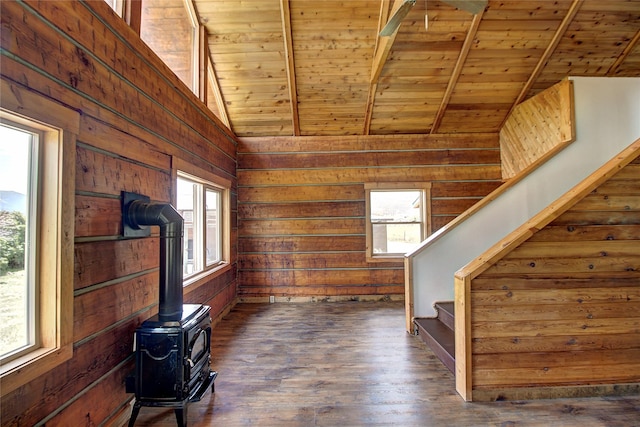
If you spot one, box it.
[438,310,454,330]
[414,320,455,374]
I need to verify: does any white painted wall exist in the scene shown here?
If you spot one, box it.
[410,77,640,318]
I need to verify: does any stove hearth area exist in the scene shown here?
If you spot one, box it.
[122,192,216,427]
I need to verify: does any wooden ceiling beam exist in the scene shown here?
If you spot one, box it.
[430,9,484,134]
[608,28,640,75]
[280,0,300,136]
[364,0,393,135]
[505,0,584,121]
[371,0,404,84]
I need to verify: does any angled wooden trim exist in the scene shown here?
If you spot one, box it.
[608,28,640,75]
[207,56,230,129]
[363,82,377,135]
[363,0,391,134]
[506,0,583,119]
[124,0,142,34]
[198,25,208,104]
[370,0,403,84]
[280,0,300,136]
[430,9,484,134]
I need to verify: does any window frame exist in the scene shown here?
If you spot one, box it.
[173,160,231,290]
[0,79,78,396]
[364,182,432,262]
[0,120,42,363]
[139,0,200,95]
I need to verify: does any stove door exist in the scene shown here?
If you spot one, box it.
[136,329,183,401]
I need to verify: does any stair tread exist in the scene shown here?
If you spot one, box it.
[414,318,455,373]
[415,318,455,354]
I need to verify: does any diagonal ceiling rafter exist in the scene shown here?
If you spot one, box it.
[430,8,484,134]
[364,0,402,135]
[506,0,584,120]
[280,0,300,136]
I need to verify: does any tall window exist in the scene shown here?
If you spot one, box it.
[365,183,432,261]
[0,86,77,395]
[0,123,38,362]
[176,173,226,280]
[140,0,199,94]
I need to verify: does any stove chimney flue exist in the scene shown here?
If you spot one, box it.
[122,192,184,321]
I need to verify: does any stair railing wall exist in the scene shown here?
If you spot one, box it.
[454,139,640,401]
[405,77,640,328]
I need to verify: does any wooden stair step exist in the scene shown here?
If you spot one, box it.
[434,301,454,330]
[414,317,455,374]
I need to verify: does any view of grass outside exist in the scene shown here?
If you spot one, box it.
[1,124,31,358]
[0,211,27,356]
[0,269,27,356]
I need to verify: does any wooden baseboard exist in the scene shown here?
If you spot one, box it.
[472,383,640,402]
[238,294,404,304]
[211,297,239,328]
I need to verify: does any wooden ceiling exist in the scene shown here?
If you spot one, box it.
[191,0,640,137]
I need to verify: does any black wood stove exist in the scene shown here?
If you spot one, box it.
[122,192,216,427]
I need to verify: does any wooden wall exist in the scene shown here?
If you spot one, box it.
[237,134,502,301]
[500,79,575,180]
[0,1,237,425]
[469,155,640,400]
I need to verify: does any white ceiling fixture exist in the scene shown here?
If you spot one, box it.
[380,0,488,36]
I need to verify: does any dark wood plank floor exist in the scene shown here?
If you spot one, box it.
[130,301,640,426]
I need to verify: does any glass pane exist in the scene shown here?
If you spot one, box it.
[0,125,33,358]
[205,189,220,266]
[140,0,196,91]
[177,177,196,276]
[370,190,421,223]
[372,223,421,255]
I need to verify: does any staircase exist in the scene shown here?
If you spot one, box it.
[414,302,455,373]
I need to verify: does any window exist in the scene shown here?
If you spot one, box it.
[176,171,229,283]
[0,81,78,395]
[365,183,432,262]
[0,121,39,363]
[140,0,199,94]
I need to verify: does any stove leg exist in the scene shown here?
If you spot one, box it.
[128,401,141,427]
[175,404,188,427]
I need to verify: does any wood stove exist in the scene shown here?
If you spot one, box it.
[122,192,216,427]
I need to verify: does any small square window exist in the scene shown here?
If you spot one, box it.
[365,183,432,262]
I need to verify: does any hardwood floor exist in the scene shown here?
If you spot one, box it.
[130,301,639,426]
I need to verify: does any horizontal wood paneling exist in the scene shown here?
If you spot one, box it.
[1,1,238,426]
[468,155,640,393]
[500,79,575,180]
[237,134,501,299]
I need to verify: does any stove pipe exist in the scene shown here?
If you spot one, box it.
[126,200,184,321]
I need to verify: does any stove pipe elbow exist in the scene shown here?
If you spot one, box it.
[125,200,184,321]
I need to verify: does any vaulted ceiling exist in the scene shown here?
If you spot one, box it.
[190,0,640,137]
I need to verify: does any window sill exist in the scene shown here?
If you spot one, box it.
[183,262,232,292]
[367,254,405,263]
[1,343,73,396]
